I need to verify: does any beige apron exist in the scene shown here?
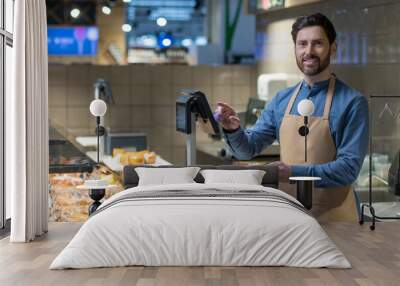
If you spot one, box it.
[279,76,358,222]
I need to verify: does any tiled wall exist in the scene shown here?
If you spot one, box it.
[48,64,257,164]
[257,0,400,92]
[256,0,400,156]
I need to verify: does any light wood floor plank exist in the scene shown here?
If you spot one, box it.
[0,222,399,286]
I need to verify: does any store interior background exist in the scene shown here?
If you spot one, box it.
[44,0,400,220]
[48,0,400,164]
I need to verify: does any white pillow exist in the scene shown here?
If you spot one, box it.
[136,167,201,186]
[200,169,266,185]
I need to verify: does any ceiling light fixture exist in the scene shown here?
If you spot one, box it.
[102,5,112,15]
[122,24,132,33]
[162,38,172,47]
[70,8,80,18]
[181,38,192,47]
[195,36,207,46]
[156,17,167,27]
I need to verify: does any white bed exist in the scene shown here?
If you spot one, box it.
[50,183,350,269]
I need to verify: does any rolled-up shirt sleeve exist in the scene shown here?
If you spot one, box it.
[223,95,278,160]
[291,95,369,188]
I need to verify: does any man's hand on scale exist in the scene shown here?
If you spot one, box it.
[214,102,241,131]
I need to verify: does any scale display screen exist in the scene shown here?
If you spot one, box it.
[176,103,190,133]
[175,91,219,136]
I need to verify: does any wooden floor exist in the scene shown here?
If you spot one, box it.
[0,222,399,286]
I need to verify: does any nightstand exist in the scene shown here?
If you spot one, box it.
[77,184,117,215]
[289,176,321,210]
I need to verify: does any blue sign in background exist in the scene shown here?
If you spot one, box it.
[48,26,99,56]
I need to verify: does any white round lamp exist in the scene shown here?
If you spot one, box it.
[297,99,315,162]
[89,99,107,163]
[297,99,314,116]
[90,99,107,117]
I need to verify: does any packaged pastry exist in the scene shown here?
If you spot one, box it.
[113,148,126,157]
[144,152,156,164]
[119,150,156,165]
[119,152,129,166]
[136,150,149,156]
[128,152,145,164]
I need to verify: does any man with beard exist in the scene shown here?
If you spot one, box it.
[216,13,369,221]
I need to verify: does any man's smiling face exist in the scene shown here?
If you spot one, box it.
[295,26,336,76]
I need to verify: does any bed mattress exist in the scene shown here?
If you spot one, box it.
[50,183,350,269]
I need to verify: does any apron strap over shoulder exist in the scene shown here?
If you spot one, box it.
[284,82,302,115]
[285,75,336,119]
[322,75,336,119]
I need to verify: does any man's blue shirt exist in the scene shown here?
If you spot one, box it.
[223,78,369,188]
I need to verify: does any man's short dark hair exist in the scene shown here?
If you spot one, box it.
[291,13,336,45]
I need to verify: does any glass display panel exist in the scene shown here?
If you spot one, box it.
[5,0,13,33]
[355,96,400,218]
[5,43,12,219]
[0,38,3,228]
[0,1,3,30]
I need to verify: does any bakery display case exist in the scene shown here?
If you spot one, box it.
[49,125,123,221]
[48,124,168,221]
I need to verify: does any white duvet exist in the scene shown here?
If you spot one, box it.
[50,183,351,269]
